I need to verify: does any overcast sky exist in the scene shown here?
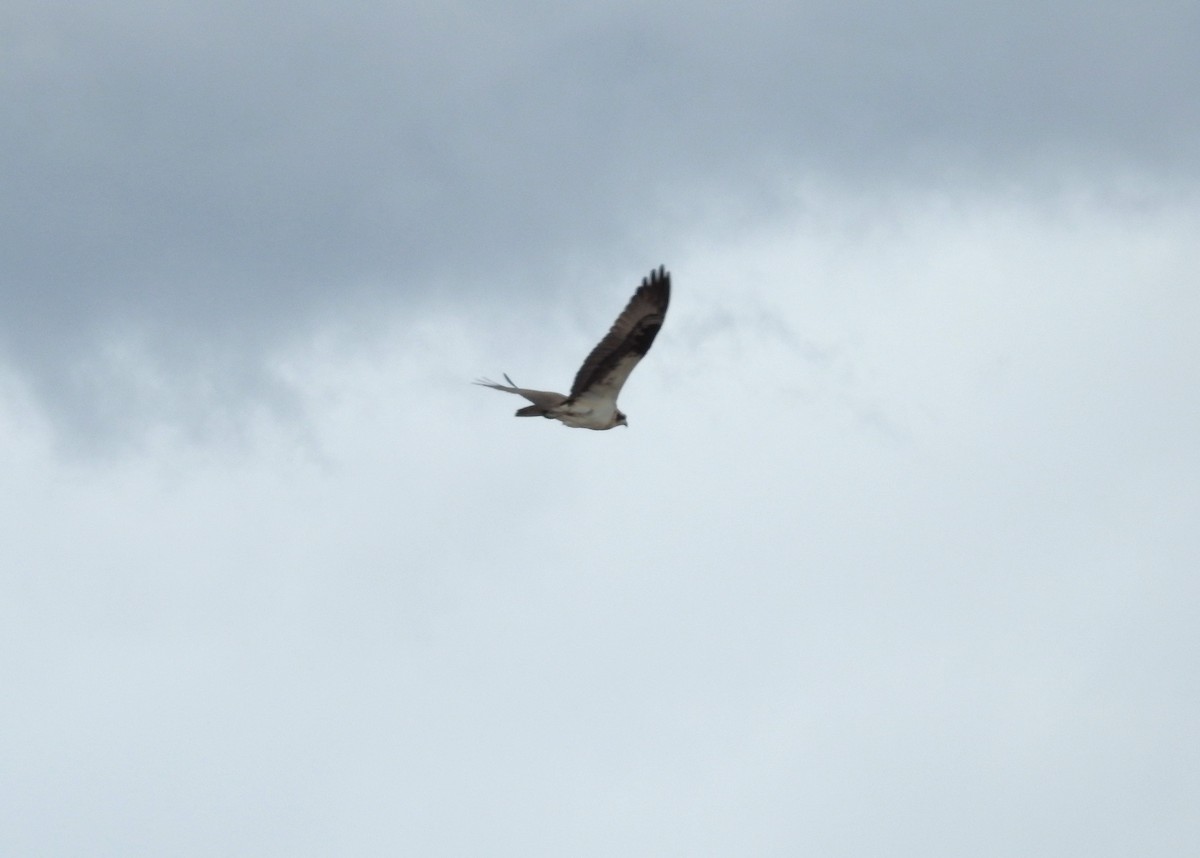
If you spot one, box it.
[2,2,1198,855]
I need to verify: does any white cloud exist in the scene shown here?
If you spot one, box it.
[3,178,1198,854]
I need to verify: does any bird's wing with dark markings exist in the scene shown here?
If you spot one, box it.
[569,266,670,401]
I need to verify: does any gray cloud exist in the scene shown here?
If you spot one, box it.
[4,2,1198,446]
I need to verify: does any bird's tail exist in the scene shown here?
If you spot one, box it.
[473,373,522,393]
[474,374,568,416]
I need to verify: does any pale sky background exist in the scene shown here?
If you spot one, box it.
[3,2,1199,856]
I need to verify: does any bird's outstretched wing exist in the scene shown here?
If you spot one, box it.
[568,266,670,403]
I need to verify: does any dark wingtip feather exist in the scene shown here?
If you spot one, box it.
[640,265,671,311]
[625,265,670,356]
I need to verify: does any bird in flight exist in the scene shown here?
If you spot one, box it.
[476,265,671,429]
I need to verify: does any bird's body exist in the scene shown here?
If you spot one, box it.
[476,266,671,430]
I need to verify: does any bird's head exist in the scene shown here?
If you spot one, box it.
[614,411,628,428]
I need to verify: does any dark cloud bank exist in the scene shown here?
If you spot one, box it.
[2,2,1197,445]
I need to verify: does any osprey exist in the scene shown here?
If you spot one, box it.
[476,265,671,429]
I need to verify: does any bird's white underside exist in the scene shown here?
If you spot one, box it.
[550,394,621,429]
